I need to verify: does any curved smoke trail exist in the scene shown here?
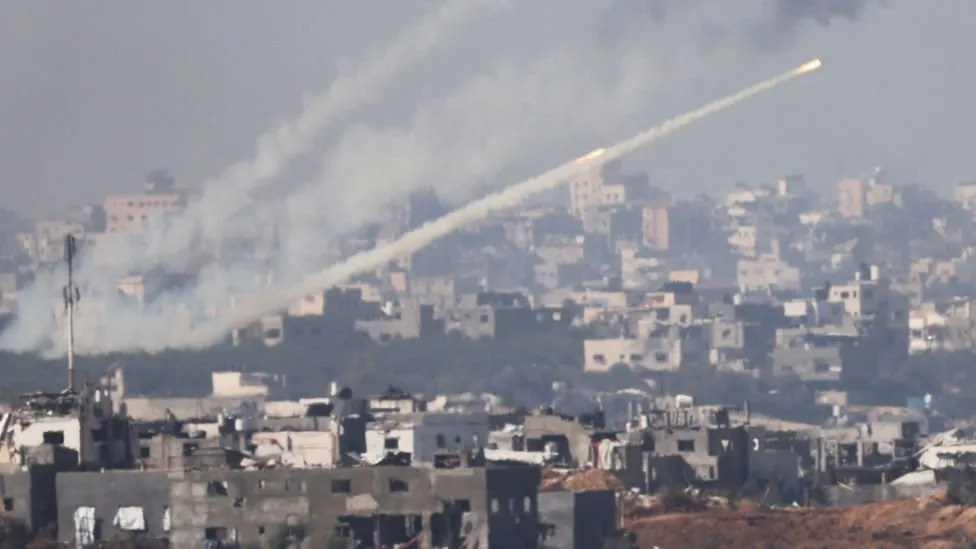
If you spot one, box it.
[75,0,505,278]
[176,58,824,349]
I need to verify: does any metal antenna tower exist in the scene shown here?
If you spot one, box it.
[63,234,80,392]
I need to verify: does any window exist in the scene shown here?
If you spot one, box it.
[480,314,489,323]
[839,291,850,299]
[384,437,399,450]
[139,446,151,459]
[331,479,352,494]
[814,361,831,373]
[436,434,446,448]
[454,435,462,444]
[524,497,532,513]
[677,439,695,452]
[708,466,716,479]
[2,498,12,511]
[182,443,198,456]
[593,354,607,365]
[629,354,643,362]
[206,481,228,497]
[389,478,409,493]
[491,498,500,514]
[42,431,64,445]
[654,352,668,363]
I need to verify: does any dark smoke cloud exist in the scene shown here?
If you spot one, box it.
[748,0,878,52]
[599,0,885,53]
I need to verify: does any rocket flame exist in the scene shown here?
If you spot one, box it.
[575,147,607,164]
[795,58,823,75]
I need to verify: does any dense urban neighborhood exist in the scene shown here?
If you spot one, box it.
[4,163,976,546]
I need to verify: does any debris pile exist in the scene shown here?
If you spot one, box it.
[539,468,626,492]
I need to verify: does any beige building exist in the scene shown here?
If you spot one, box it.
[955,181,976,211]
[865,182,895,206]
[569,160,624,217]
[837,178,866,218]
[642,203,669,251]
[104,192,185,232]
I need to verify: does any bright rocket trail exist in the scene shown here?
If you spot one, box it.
[176,58,824,349]
[86,0,503,276]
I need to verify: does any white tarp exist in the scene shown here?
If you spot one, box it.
[113,506,146,532]
[73,506,96,547]
[162,506,170,532]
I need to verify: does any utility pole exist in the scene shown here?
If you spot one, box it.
[63,234,80,392]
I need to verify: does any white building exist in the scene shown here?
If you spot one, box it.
[0,386,136,470]
[365,412,489,465]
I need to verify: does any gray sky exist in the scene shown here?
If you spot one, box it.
[1,1,973,217]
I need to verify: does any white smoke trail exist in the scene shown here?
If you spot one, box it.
[177,58,823,349]
[0,0,504,354]
[82,0,505,277]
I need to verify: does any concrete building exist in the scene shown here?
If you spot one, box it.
[365,412,490,466]
[0,466,59,534]
[954,181,976,211]
[641,203,670,251]
[355,300,440,342]
[537,490,617,549]
[523,411,607,468]
[444,293,570,340]
[737,255,802,294]
[837,178,866,218]
[0,387,137,470]
[104,191,185,233]
[368,387,427,418]
[56,465,541,548]
[770,329,846,383]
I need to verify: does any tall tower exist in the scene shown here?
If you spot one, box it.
[63,234,80,392]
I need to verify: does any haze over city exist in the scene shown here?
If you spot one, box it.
[3,2,976,548]
[0,0,972,216]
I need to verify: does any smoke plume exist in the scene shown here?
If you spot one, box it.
[181,59,821,349]
[79,0,503,279]
[1,0,879,355]
[600,0,885,53]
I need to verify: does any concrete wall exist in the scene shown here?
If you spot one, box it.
[822,482,946,508]
[51,465,539,548]
[56,470,171,544]
[538,490,616,549]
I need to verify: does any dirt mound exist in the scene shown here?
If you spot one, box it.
[540,468,625,492]
[628,495,976,548]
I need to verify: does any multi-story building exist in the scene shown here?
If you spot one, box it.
[736,255,802,294]
[104,191,185,233]
[837,178,866,218]
[365,412,490,465]
[641,203,670,251]
[55,464,541,548]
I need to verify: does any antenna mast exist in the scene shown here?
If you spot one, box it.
[63,234,80,392]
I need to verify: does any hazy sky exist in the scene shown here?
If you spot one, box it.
[1,1,973,217]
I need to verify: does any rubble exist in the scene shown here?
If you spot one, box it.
[539,467,626,492]
[626,492,976,549]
